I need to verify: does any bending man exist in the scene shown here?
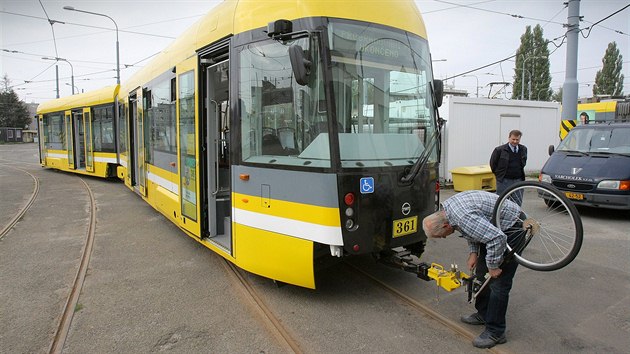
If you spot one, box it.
[422,190,523,349]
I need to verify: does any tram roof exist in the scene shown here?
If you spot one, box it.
[37,85,119,114]
[119,0,428,95]
[578,101,618,113]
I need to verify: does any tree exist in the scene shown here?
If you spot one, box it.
[551,87,563,102]
[593,42,624,97]
[0,74,31,128]
[512,25,553,101]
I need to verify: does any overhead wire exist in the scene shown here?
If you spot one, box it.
[26,61,58,83]
[1,48,135,67]
[423,0,496,14]
[432,0,565,25]
[0,11,176,39]
[434,1,627,97]
[580,3,630,38]
[443,2,626,82]
[427,0,569,95]
[37,0,59,58]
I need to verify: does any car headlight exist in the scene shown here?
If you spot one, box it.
[539,173,552,184]
[597,180,630,190]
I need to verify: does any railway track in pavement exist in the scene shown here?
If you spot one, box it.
[0,163,40,241]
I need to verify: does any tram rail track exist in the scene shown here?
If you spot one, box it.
[0,163,40,241]
[48,177,97,354]
[222,260,303,354]
[345,262,514,354]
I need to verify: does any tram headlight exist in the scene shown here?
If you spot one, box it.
[345,219,354,229]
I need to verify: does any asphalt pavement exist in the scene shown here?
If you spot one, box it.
[1,143,629,353]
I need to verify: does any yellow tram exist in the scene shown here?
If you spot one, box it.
[559,99,630,139]
[37,0,443,288]
[37,85,119,177]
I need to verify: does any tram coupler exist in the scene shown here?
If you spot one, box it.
[422,263,470,292]
[378,249,470,292]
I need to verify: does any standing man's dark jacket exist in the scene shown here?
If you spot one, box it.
[489,143,527,182]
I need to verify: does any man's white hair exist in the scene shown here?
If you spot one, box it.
[422,210,449,238]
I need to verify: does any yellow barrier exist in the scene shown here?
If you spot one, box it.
[560,119,577,140]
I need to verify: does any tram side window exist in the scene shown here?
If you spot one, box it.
[92,105,115,152]
[44,113,64,150]
[118,101,127,155]
[179,70,197,220]
[146,76,177,172]
[238,36,330,168]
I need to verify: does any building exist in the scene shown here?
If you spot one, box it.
[0,127,24,143]
[438,95,562,183]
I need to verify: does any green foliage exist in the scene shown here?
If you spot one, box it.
[551,87,563,102]
[593,42,624,97]
[0,75,31,128]
[512,25,553,101]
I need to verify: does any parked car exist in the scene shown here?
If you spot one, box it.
[540,123,630,210]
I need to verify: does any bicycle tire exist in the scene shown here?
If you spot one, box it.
[492,181,583,271]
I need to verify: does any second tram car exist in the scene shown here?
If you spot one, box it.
[37,85,119,177]
[37,0,444,288]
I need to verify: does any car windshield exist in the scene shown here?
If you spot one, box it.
[558,127,630,154]
[328,20,438,168]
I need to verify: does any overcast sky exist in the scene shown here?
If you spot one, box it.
[2,0,629,103]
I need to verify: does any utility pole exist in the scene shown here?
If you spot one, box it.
[55,65,60,98]
[561,0,580,122]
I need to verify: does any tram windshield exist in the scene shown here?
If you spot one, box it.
[239,34,332,168]
[238,20,438,170]
[328,21,438,168]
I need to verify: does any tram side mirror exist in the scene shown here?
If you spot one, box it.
[433,79,444,107]
[548,144,555,156]
[289,45,311,86]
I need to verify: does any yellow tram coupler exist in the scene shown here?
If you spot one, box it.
[425,263,470,292]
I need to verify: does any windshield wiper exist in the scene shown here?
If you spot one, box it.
[400,81,442,184]
[400,128,439,183]
[561,149,589,156]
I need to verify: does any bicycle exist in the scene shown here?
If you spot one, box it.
[468,180,584,301]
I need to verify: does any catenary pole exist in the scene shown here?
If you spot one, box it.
[561,0,580,121]
[55,65,60,98]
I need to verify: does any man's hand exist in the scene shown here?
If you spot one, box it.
[467,252,478,270]
[489,268,502,278]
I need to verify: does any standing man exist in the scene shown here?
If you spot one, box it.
[422,190,523,349]
[490,130,527,196]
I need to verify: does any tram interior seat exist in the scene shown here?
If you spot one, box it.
[277,127,296,149]
[310,121,344,139]
[262,127,276,136]
[262,133,286,155]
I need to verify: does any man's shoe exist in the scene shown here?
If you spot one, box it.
[472,330,507,349]
[460,313,485,325]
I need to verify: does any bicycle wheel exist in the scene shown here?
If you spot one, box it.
[492,181,583,271]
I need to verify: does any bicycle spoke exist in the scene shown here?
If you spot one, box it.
[494,181,583,271]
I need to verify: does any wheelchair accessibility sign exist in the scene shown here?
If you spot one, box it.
[360,177,374,194]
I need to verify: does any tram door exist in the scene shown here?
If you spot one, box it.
[73,110,86,169]
[83,108,94,172]
[127,95,137,186]
[201,48,231,252]
[64,112,75,169]
[129,90,147,196]
[38,116,46,164]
